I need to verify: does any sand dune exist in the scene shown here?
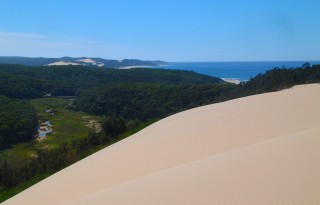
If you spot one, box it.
[46,61,81,66]
[3,84,320,205]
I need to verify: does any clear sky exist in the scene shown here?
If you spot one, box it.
[0,0,319,61]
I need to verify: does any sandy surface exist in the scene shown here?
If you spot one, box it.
[4,84,320,205]
[118,65,151,69]
[75,58,95,63]
[47,61,81,66]
[221,78,242,84]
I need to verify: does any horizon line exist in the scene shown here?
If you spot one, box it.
[0,56,319,63]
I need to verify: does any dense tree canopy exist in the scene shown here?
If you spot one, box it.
[76,64,320,121]
[0,65,223,99]
[76,83,229,121]
[0,96,38,148]
[215,64,320,101]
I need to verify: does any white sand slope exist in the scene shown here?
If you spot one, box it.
[4,84,320,205]
[47,61,81,66]
[221,78,241,84]
[75,58,96,63]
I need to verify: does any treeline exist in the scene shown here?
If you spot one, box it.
[245,64,320,91]
[216,64,320,101]
[0,115,137,189]
[0,65,223,99]
[0,96,38,148]
[76,64,320,121]
[76,83,230,121]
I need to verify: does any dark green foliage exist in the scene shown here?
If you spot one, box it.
[0,143,77,189]
[101,114,127,138]
[126,119,141,130]
[215,64,320,101]
[244,64,320,91]
[76,64,320,121]
[0,96,38,148]
[0,64,223,99]
[76,83,229,121]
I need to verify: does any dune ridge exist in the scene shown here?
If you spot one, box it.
[62,126,320,205]
[3,84,320,205]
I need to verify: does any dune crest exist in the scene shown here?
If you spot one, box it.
[4,84,320,205]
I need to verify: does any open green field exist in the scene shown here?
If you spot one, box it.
[30,98,102,147]
[1,97,102,168]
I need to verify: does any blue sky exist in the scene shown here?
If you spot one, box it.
[0,0,319,61]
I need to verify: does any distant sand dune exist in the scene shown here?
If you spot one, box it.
[4,84,320,205]
[47,61,81,66]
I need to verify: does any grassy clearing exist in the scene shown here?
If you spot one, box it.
[1,97,102,167]
[2,143,38,169]
[30,98,99,146]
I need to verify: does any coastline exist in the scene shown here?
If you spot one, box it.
[148,61,320,81]
[117,65,154,69]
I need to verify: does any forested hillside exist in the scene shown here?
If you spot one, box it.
[0,65,223,98]
[215,64,320,101]
[76,83,229,121]
[76,64,320,120]
[1,63,319,123]
[0,96,38,148]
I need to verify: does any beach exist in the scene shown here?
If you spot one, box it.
[4,84,320,205]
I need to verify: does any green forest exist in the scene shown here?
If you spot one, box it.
[0,65,222,98]
[0,96,38,149]
[76,64,320,121]
[0,63,320,202]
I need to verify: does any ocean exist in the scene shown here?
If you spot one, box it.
[151,61,320,81]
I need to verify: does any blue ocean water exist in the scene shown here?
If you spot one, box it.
[152,61,320,81]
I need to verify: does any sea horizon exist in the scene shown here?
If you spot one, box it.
[149,61,320,81]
